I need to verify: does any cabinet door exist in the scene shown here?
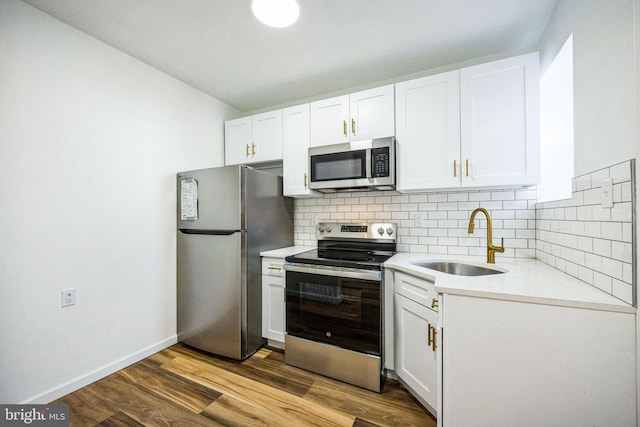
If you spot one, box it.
[441,294,636,426]
[261,274,285,342]
[395,72,461,191]
[224,116,252,166]
[395,293,438,413]
[349,85,395,141]
[283,104,317,197]
[460,52,540,187]
[252,110,283,163]
[309,95,349,147]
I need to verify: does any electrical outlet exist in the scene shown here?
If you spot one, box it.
[61,288,76,308]
[601,178,614,208]
[415,214,424,227]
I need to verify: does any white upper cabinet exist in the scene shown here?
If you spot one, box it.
[460,53,540,187]
[395,71,461,191]
[282,103,318,197]
[395,52,540,192]
[310,85,395,147]
[309,95,350,146]
[225,110,283,166]
[349,85,395,141]
[224,116,252,166]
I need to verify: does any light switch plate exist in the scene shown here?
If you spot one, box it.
[601,178,613,208]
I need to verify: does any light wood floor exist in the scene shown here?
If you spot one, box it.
[53,343,437,426]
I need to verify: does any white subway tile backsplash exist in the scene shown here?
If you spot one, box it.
[491,191,515,201]
[294,161,635,306]
[536,159,635,306]
[610,162,632,183]
[575,175,592,191]
[613,280,633,305]
[294,186,538,259]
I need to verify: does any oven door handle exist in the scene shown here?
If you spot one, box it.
[284,263,381,281]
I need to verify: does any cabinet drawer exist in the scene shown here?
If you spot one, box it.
[262,257,285,277]
[394,271,438,311]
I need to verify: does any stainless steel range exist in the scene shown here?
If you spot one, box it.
[284,222,397,392]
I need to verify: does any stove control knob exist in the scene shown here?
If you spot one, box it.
[386,227,394,236]
[318,225,325,233]
[326,226,332,233]
[377,227,384,236]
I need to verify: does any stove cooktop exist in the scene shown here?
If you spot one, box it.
[285,222,397,270]
[286,248,393,270]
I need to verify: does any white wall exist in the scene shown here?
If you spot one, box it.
[539,0,639,418]
[0,0,238,403]
[538,0,635,176]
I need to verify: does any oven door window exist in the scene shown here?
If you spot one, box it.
[286,271,380,355]
[310,150,366,182]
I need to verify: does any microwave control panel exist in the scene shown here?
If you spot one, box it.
[371,147,390,177]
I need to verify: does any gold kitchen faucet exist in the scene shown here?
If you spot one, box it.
[468,208,505,264]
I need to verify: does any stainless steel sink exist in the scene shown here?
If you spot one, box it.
[412,261,505,276]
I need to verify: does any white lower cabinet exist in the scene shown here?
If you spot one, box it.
[440,294,636,427]
[393,271,438,416]
[261,257,286,346]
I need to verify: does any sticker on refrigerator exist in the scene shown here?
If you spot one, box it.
[180,178,198,220]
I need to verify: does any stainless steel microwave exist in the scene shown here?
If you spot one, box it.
[308,137,395,192]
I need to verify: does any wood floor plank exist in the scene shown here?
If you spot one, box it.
[202,394,297,426]
[56,343,436,427]
[96,411,146,427]
[85,371,222,426]
[167,344,315,397]
[145,348,179,366]
[117,359,221,413]
[303,379,436,427]
[162,355,356,427]
[52,387,116,426]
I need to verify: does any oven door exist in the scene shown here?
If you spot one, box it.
[285,264,381,355]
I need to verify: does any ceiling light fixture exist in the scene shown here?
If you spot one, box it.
[251,0,299,28]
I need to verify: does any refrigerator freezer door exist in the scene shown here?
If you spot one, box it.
[177,230,244,359]
[177,166,242,231]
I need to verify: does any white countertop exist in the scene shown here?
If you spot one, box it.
[260,245,315,258]
[385,253,635,314]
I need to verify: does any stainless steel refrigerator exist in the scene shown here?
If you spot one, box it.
[176,165,294,360]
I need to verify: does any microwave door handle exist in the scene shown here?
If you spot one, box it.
[365,148,372,179]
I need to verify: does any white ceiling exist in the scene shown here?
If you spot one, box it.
[21,0,558,112]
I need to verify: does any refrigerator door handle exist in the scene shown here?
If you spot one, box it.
[179,229,241,235]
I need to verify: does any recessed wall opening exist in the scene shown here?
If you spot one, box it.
[538,33,574,203]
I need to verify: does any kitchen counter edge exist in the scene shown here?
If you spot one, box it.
[260,245,316,258]
[385,253,635,314]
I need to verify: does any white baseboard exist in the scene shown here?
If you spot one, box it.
[21,335,178,404]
